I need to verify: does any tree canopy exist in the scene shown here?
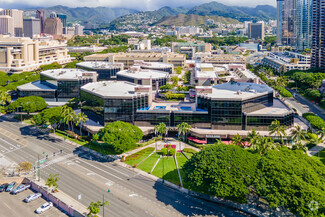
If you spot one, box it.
[183,144,325,216]
[7,96,48,113]
[98,121,143,154]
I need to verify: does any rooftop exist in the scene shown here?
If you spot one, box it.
[41,68,97,80]
[81,81,150,98]
[117,67,169,79]
[247,98,292,116]
[197,82,273,100]
[195,63,227,79]
[138,102,208,113]
[76,61,123,69]
[17,80,56,91]
[134,60,173,68]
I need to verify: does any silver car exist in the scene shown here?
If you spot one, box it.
[11,184,30,194]
[24,193,42,203]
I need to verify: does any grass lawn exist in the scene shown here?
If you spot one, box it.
[137,153,161,173]
[125,147,155,167]
[177,152,193,188]
[152,156,180,185]
[313,148,325,164]
[87,142,120,155]
[55,130,88,146]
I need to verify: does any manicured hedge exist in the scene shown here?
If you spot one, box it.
[275,86,293,98]
[303,113,325,130]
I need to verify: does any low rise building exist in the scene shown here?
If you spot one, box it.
[116,65,169,90]
[172,42,211,59]
[17,68,97,101]
[80,80,293,131]
[76,61,124,80]
[261,51,311,73]
[0,36,71,73]
[84,52,186,68]
[133,60,174,74]
[193,53,247,65]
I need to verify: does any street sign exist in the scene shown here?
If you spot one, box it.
[107,189,110,193]
[39,159,45,163]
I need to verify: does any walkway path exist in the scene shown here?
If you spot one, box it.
[308,143,325,156]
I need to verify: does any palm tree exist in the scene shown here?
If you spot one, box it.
[252,137,279,155]
[75,112,89,138]
[317,128,325,141]
[0,91,11,113]
[290,125,306,143]
[269,120,287,145]
[246,129,260,146]
[306,132,323,147]
[292,141,308,154]
[45,174,60,192]
[155,122,167,140]
[62,106,76,133]
[232,134,243,146]
[177,122,192,142]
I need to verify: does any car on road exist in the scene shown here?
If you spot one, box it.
[0,183,8,192]
[24,193,42,203]
[35,202,53,214]
[11,184,30,195]
[6,182,16,192]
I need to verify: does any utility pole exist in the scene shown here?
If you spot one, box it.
[103,194,104,217]
[38,154,40,181]
[162,156,165,183]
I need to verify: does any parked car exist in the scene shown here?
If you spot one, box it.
[24,193,42,203]
[11,184,30,195]
[6,182,16,192]
[35,202,53,214]
[0,183,8,192]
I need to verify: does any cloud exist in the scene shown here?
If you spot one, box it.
[0,0,276,10]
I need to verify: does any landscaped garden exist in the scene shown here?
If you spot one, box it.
[124,146,197,186]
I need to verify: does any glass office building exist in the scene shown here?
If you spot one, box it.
[76,62,124,80]
[197,82,294,130]
[18,69,97,101]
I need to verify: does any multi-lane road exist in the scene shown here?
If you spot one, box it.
[0,115,249,217]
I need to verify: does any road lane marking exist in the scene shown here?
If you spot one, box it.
[75,158,123,181]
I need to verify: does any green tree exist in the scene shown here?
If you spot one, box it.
[6,96,48,114]
[177,122,191,142]
[232,134,243,146]
[155,122,167,140]
[268,120,287,144]
[33,107,63,134]
[0,91,11,113]
[87,200,109,217]
[62,106,76,132]
[175,66,182,74]
[183,144,259,203]
[246,129,260,146]
[171,76,179,86]
[98,121,143,153]
[75,112,89,138]
[45,174,60,192]
[251,137,279,156]
[290,125,306,143]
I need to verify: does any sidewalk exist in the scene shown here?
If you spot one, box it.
[308,143,325,156]
[33,178,88,216]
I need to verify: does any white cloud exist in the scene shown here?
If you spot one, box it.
[0,0,276,10]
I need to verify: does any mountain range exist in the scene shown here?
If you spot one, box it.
[23,1,276,28]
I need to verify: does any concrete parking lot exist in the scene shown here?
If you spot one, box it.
[0,188,69,217]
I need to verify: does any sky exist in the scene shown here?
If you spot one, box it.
[0,0,276,10]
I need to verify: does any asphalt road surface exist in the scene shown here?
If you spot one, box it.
[0,115,250,217]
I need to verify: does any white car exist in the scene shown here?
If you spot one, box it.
[24,193,42,203]
[11,184,30,194]
[35,202,53,214]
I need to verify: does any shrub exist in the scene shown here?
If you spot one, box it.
[303,113,325,130]
[161,148,168,156]
[183,148,197,154]
[7,96,48,113]
[169,148,176,156]
[305,89,322,102]
[275,86,293,98]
